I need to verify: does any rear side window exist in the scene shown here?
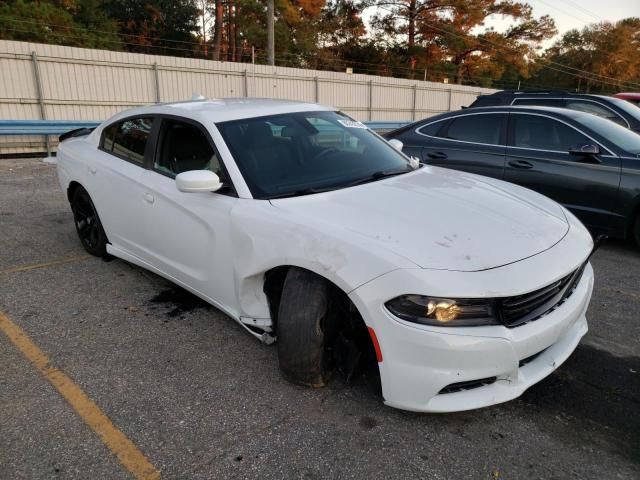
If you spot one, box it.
[566,100,627,127]
[101,117,153,164]
[416,120,446,136]
[103,124,117,151]
[512,98,565,108]
[443,114,503,145]
[510,115,589,151]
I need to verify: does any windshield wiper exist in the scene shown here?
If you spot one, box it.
[343,168,412,188]
[267,167,415,199]
[267,186,336,199]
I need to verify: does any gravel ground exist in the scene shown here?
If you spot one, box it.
[1,158,638,479]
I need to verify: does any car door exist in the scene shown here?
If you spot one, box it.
[136,116,238,303]
[504,113,621,233]
[419,112,507,179]
[91,116,156,259]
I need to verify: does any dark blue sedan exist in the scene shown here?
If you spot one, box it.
[386,106,640,246]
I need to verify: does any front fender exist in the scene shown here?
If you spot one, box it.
[229,199,416,319]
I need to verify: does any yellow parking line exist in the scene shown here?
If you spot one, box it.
[0,311,161,480]
[0,255,91,275]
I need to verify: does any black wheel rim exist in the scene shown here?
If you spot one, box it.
[73,192,100,249]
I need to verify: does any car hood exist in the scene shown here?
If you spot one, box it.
[270,166,569,272]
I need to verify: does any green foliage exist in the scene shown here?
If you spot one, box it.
[368,0,556,83]
[0,0,637,91]
[101,0,199,55]
[532,18,640,93]
[0,0,121,49]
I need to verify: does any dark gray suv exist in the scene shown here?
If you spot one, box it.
[469,90,640,133]
[386,106,640,246]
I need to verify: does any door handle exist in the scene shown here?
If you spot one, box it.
[143,192,155,204]
[508,159,534,169]
[88,166,97,174]
[427,151,448,160]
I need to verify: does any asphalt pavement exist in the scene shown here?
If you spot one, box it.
[1,158,638,479]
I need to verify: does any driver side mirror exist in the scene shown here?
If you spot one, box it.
[568,143,600,156]
[176,170,223,193]
[388,138,404,152]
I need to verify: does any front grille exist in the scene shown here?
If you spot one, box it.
[498,263,586,328]
[439,377,497,394]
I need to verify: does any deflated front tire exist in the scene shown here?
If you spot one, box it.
[277,267,332,387]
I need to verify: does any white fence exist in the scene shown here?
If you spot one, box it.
[0,40,494,155]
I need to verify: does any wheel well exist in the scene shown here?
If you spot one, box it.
[263,266,380,383]
[628,200,640,235]
[67,181,81,203]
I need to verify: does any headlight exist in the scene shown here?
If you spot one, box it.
[385,295,500,327]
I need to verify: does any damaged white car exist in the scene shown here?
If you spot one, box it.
[56,98,595,412]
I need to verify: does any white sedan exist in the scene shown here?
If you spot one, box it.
[56,98,595,412]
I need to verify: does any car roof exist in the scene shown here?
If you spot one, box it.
[476,90,616,102]
[105,97,336,125]
[387,105,587,136]
[615,92,640,99]
[431,105,585,120]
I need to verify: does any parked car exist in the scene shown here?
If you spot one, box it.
[386,105,640,246]
[614,92,640,107]
[469,90,640,133]
[57,98,594,412]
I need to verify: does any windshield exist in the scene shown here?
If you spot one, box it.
[574,111,640,154]
[217,111,411,199]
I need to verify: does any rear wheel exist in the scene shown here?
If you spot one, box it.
[71,186,108,257]
[277,268,332,387]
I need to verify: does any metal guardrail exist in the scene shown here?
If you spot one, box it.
[0,120,100,135]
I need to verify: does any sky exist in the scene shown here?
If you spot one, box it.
[362,0,640,50]
[490,0,640,47]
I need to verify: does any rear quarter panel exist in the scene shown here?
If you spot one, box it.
[56,137,95,199]
[616,157,640,235]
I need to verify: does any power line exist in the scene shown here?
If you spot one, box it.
[1,12,638,90]
[369,3,640,89]
[413,17,640,89]
[529,0,598,27]
[558,0,604,23]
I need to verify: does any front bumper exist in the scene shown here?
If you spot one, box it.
[349,257,594,413]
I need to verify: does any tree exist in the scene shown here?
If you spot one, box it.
[212,0,224,59]
[320,0,366,47]
[102,0,199,55]
[0,0,122,49]
[532,18,640,93]
[368,0,556,83]
[440,1,556,84]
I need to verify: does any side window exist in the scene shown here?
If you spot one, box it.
[512,98,565,108]
[566,100,627,127]
[102,117,153,165]
[416,120,445,136]
[102,123,117,152]
[511,115,589,152]
[155,119,220,178]
[443,114,503,145]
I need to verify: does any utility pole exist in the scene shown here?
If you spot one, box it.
[267,0,274,66]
